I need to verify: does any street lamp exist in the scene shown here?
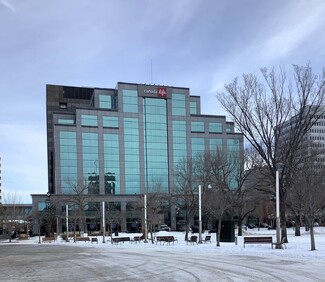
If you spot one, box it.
[144,194,148,243]
[199,185,202,243]
[275,163,283,249]
[199,184,212,244]
[102,201,106,243]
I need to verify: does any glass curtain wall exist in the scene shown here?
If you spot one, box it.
[143,98,168,193]
[60,131,77,194]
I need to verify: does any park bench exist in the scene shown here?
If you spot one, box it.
[131,235,143,243]
[203,235,211,243]
[42,236,55,243]
[111,237,131,244]
[243,236,273,248]
[75,237,90,242]
[186,235,198,245]
[91,237,98,244]
[156,236,177,245]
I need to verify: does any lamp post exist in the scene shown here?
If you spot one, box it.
[65,204,69,242]
[102,201,106,243]
[275,164,283,249]
[144,194,148,243]
[198,185,202,243]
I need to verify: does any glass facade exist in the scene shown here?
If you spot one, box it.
[190,101,197,114]
[124,118,140,194]
[99,95,112,109]
[143,98,168,193]
[81,115,98,127]
[191,121,204,132]
[209,138,223,152]
[59,131,77,194]
[82,132,99,194]
[172,93,186,116]
[209,122,222,133]
[173,121,187,165]
[58,119,74,125]
[123,89,138,113]
[191,137,205,157]
[103,116,118,128]
[104,134,120,194]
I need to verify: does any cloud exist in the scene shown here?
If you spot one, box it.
[261,2,325,59]
[0,0,15,12]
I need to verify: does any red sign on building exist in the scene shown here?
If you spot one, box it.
[158,87,167,97]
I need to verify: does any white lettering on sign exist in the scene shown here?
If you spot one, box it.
[144,89,157,94]
[158,87,167,97]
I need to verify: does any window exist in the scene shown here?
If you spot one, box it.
[123,90,138,113]
[209,122,222,133]
[99,95,112,109]
[103,116,118,128]
[58,119,74,125]
[190,101,197,114]
[191,121,204,132]
[81,115,98,127]
[172,93,186,116]
[124,118,140,194]
[192,138,205,156]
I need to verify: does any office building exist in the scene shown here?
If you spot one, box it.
[32,82,243,233]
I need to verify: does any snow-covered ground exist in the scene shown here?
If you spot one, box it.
[3,228,325,281]
[8,227,325,260]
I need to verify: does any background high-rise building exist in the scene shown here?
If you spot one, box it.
[32,82,243,233]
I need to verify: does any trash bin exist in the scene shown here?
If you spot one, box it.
[218,221,235,242]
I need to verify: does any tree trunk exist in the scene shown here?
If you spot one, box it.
[294,214,301,236]
[238,217,243,236]
[310,224,316,251]
[216,219,222,247]
[280,191,288,243]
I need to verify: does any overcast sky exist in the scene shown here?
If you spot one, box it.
[1,0,325,203]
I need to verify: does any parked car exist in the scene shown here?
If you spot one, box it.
[257,223,269,228]
[156,224,171,232]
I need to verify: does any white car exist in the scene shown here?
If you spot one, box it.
[156,224,171,232]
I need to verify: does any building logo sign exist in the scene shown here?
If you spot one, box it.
[139,85,170,99]
[158,87,167,97]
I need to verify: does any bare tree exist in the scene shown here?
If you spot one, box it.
[0,193,23,242]
[145,181,171,243]
[200,151,235,246]
[64,177,93,233]
[174,157,199,241]
[290,154,325,250]
[217,64,325,242]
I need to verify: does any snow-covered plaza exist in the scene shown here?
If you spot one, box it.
[1,227,324,281]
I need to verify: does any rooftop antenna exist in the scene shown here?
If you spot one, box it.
[150,59,153,85]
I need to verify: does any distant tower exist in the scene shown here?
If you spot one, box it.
[0,157,2,204]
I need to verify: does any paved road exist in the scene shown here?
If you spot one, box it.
[0,244,322,281]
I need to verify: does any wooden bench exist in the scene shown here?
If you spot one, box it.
[131,236,143,243]
[75,237,90,242]
[203,235,211,243]
[42,237,55,243]
[186,235,198,245]
[243,236,273,248]
[91,237,98,244]
[111,237,131,244]
[156,236,177,245]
